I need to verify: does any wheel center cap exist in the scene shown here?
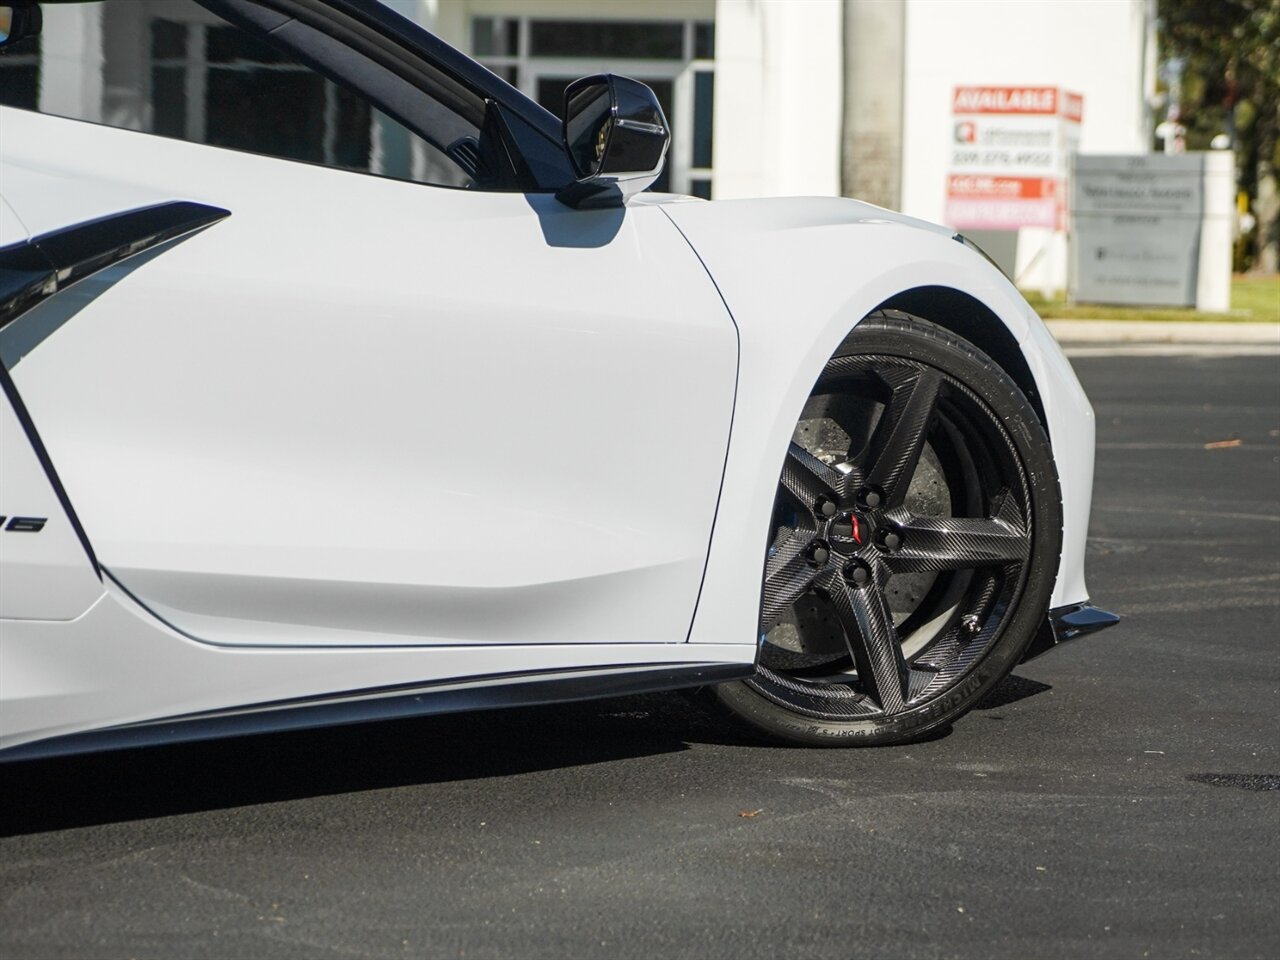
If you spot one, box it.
[827,511,865,552]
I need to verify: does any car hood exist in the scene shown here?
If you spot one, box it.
[633,193,956,240]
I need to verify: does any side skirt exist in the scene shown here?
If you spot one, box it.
[0,661,755,763]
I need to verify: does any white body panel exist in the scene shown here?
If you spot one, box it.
[0,118,1097,754]
[0,396,105,620]
[0,196,28,246]
[2,109,737,649]
[0,579,754,752]
[659,198,1094,647]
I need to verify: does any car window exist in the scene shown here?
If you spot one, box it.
[0,0,474,189]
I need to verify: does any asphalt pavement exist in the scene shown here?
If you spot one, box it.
[2,350,1278,960]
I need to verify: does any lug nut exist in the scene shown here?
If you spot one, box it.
[859,488,883,508]
[882,531,901,550]
[806,540,831,566]
[818,498,838,518]
[844,560,871,586]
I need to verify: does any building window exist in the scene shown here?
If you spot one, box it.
[3,0,471,189]
[149,19,382,170]
[528,21,685,60]
[472,16,715,198]
[472,17,520,58]
[694,22,715,60]
[0,33,39,109]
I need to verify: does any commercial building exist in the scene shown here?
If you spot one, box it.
[403,0,1155,288]
[2,0,1155,288]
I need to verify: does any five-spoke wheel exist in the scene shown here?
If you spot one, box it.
[713,312,1061,745]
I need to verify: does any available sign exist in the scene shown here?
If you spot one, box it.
[945,86,1082,231]
[952,86,1082,117]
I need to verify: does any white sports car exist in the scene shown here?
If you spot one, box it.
[0,0,1116,758]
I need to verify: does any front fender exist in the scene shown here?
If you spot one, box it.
[661,197,1094,647]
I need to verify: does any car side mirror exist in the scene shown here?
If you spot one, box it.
[0,2,42,49]
[555,75,670,210]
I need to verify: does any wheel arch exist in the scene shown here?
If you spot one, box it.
[874,285,1048,436]
[661,197,1096,647]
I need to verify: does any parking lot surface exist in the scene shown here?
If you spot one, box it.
[2,351,1278,960]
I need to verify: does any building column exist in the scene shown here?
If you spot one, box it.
[840,0,905,210]
[712,0,842,200]
[37,2,104,122]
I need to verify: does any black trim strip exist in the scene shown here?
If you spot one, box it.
[0,363,100,576]
[0,661,756,763]
[198,0,571,191]
[1051,602,1122,641]
[1022,600,1121,661]
[0,243,55,330]
[0,201,230,335]
[256,0,562,143]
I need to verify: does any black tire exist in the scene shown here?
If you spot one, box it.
[712,311,1061,746]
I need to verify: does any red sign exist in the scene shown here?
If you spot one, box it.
[1061,91,1084,123]
[947,175,1057,199]
[947,86,1082,231]
[952,86,1060,115]
[947,174,1061,229]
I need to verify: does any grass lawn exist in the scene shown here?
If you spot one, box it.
[1023,274,1279,322]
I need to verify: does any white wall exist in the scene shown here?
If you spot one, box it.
[711,0,843,200]
[901,0,1149,224]
[35,1,103,121]
[900,0,1149,288]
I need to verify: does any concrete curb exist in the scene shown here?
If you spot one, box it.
[1045,319,1280,345]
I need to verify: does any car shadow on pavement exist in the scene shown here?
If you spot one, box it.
[974,674,1052,709]
[0,693,736,837]
[0,674,1048,837]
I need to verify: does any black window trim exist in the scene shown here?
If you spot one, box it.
[11,0,576,190]
[200,0,575,189]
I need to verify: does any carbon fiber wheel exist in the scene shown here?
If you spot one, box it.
[713,312,1061,746]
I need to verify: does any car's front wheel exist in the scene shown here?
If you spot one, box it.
[713,311,1062,746]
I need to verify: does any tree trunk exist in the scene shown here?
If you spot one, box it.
[1253,105,1279,274]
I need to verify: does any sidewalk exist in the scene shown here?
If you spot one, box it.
[1045,319,1280,345]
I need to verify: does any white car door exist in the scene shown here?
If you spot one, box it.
[0,12,736,650]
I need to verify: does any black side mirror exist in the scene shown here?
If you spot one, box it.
[556,74,670,210]
[0,2,41,49]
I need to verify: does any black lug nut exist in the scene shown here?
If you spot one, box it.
[844,560,871,586]
[806,540,831,566]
